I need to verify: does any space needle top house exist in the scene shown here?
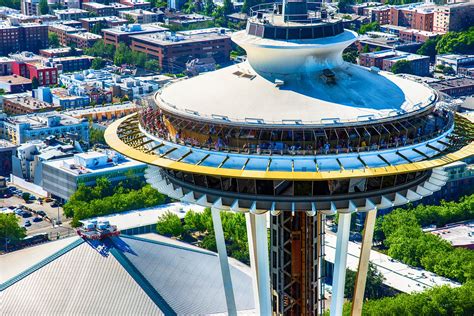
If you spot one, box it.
[105,0,474,315]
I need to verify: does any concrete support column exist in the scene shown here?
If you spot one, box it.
[211,206,237,316]
[351,208,378,316]
[245,212,271,315]
[330,212,352,316]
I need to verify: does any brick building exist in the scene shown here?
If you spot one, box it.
[428,78,474,97]
[68,32,102,48]
[398,29,439,43]
[359,49,430,77]
[0,75,32,93]
[53,8,89,20]
[3,94,60,115]
[83,2,116,16]
[102,23,167,46]
[48,23,87,46]
[130,28,232,72]
[11,55,59,87]
[433,2,474,33]
[79,16,128,32]
[0,24,20,55]
[119,9,163,24]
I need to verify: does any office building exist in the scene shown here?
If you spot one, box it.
[2,112,88,145]
[42,151,146,200]
[2,93,60,115]
[0,75,32,93]
[102,23,167,46]
[130,28,232,72]
[105,1,474,315]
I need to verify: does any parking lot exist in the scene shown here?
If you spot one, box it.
[0,184,73,239]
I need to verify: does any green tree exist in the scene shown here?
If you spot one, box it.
[417,36,440,59]
[338,0,355,13]
[144,59,160,71]
[436,27,474,54]
[345,263,387,300]
[330,282,474,316]
[48,32,60,48]
[203,0,215,15]
[359,22,379,35]
[89,126,106,144]
[91,57,106,70]
[222,0,234,15]
[362,44,370,53]
[22,192,31,202]
[0,213,26,251]
[39,0,49,14]
[391,59,413,74]
[0,88,5,95]
[156,211,184,237]
[31,77,39,89]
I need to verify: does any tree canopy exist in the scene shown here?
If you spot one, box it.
[332,281,474,316]
[344,263,391,300]
[359,22,379,35]
[0,213,26,249]
[436,27,474,54]
[39,0,49,15]
[64,176,166,226]
[48,32,60,48]
[391,60,413,74]
[373,194,474,283]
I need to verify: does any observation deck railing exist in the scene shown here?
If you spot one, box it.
[248,1,326,25]
[138,107,454,157]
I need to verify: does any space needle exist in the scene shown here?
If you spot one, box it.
[105,0,474,314]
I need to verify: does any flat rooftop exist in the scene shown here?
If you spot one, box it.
[131,30,229,46]
[79,16,127,23]
[103,23,167,35]
[3,94,58,110]
[43,152,145,176]
[158,61,435,126]
[70,32,102,40]
[5,113,84,129]
[0,75,32,85]
[427,221,474,248]
[429,78,474,90]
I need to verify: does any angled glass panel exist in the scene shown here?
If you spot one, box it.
[317,158,341,171]
[338,157,364,170]
[269,159,293,172]
[221,156,249,170]
[245,158,271,171]
[361,155,389,168]
[293,159,317,172]
[200,154,227,167]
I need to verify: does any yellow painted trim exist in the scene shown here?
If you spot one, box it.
[105,114,474,181]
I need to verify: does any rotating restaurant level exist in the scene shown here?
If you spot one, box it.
[138,99,453,156]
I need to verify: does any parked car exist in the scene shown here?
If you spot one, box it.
[32,217,42,223]
[36,210,47,217]
[21,211,32,218]
[24,220,31,227]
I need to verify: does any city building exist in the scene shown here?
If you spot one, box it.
[39,47,84,58]
[11,138,79,183]
[48,23,87,46]
[390,3,435,32]
[53,8,89,20]
[359,49,430,76]
[1,234,255,315]
[120,0,151,10]
[82,2,116,16]
[130,28,232,72]
[369,6,391,25]
[0,57,14,76]
[119,9,163,24]
[11,57,58,86]
[0,21,48,55]
[67,31,102,48]
[166,12,213,27]
[0,24,20,56]
[102,23,168,46]
[18,22,49,53]
[42,150,146,200]
[0,139,17,177]
[0,75,32,93]
[436,54,474,73]
[62,102,137,124]
[357,35,423,53]
[433,2,474,33]
[427,220,474,250]
[50,55,94,73]
[2,93,60,115]
[51,87,90,108]
[2,112,88,145]
[105,2,474,315]
[109,2,133,14]
[398,28,439,43]
[21,0,39,16]
[78,16,128,32]
[428,77,474,97]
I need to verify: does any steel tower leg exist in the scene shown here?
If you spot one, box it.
[211,206,237,316]
[351,208,377,316]
[246,212,272,315]
[330,212,352,316]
